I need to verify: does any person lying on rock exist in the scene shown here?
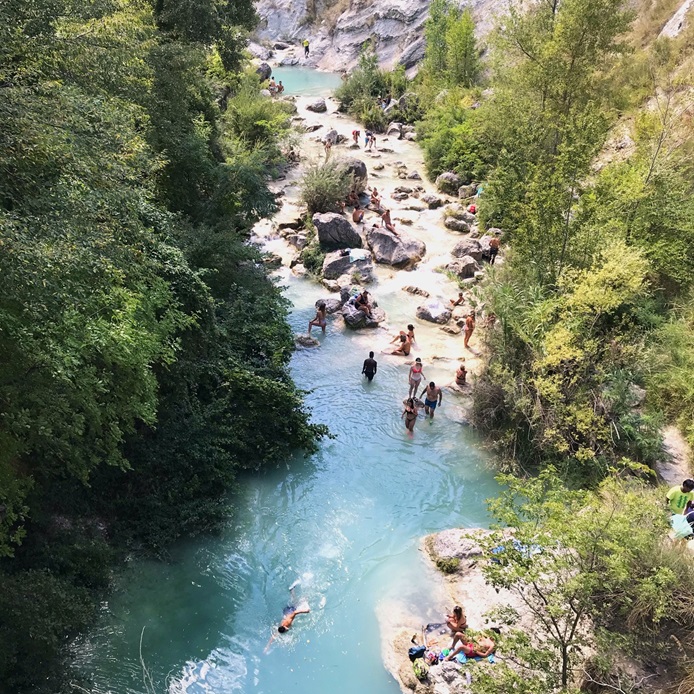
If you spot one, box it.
[380,209,398,236]
[355,290,373,317]
[445,632,496,661]
[450,291,464,307]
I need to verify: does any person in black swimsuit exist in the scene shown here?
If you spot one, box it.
[402,398,418,434]
[362,351,377,381]
[355,291,372,317]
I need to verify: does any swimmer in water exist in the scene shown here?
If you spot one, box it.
[265,580,310,652]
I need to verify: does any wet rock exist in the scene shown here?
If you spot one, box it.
[316,297,343,314]
[339,157,368,193]
[441,324,462,335]
[256,62,272,81]
[286,233,308,251]
[435,171,462,195]
[458,184,477,199]
[416,300,452,324]
[444,217,470,232]
[313,212,362,250]
[451,238,483,262]
[447,256,480,280]
[322,250,375,282]
[263,252,283,269]
[366,227,426,268]
[421,193,443,209]
[406,203,425,212]
[402,285,430,297]
[342,302,386,329]
[307,97,327,112]
[295,334,320,347]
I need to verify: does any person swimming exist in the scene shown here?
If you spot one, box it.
[265,580,310,652]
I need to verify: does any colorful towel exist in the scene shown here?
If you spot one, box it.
[456,653,496,664]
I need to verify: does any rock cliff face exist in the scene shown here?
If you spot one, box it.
[254,0,507,72]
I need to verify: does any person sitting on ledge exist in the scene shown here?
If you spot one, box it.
[455,362,467,387]
[450,291,464,307]
[354,290,372,318]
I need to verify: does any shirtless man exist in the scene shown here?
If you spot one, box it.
[381,208,398,236]
[420,381,442,419]
[265,580,310,652]
[450,291,464,307]
[463,311,475,348]
[352,205,364,223]
[370,187,381,208]
[489,236,500,265]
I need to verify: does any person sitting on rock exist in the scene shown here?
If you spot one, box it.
[455,362,467,387]
[446,605,468,634]
[370,188,382,208]
[354,290,372,318]
[352,205,364,224]
[450,291,464,307]
[381,209,398,236]
[347,190,359,207]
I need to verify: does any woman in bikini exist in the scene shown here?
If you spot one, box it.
[455,361,467,387]
[308,303,327,334]
[446,606,468,634]
[381,208,398,236]
[402,398,418,434]
[408,357,424,398]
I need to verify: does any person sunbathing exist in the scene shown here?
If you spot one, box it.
[381,208,398,235]
[446,633,495,661]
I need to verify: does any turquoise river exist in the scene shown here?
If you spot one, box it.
[75,68,499,694]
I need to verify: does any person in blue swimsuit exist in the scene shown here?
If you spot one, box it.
[420,382,442,419]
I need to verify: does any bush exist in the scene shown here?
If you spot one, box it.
[299,232,325,276]
[300,161,353,215]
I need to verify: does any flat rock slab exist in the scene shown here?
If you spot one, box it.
[416,300,452,324]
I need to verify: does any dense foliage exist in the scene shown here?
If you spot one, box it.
[0,0,324,691]
[472,469,694,693]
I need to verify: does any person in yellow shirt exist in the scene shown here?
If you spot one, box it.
[666,479,694,514]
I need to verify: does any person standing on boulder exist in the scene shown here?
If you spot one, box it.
[489,236,500,265]
[362,351,378,382]
[303,39,310,58]
[420,382,442,419]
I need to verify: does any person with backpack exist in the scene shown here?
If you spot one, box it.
[303,39,310,58]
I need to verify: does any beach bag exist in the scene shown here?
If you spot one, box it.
[408,645,426,662]
[412,660,429,680]
[672,513,693,539]
[425,651,439,665]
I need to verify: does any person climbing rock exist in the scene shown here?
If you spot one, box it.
[303,39,310,58]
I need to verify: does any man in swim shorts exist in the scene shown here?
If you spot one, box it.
[420,382,442,419]
[362,351,377,381]
[265,580,310,651]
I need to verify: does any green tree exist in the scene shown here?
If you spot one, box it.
[423,0,453,78]
[446,9,479,87]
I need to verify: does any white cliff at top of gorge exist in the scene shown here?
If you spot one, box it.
[252,0,511,72]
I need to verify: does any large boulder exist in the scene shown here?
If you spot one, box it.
[435,171,462,195]
[322,128,338,145]
[339,158,368,193]
[452,238,483,262]
[421,193,443,209]
[416,300,452,325]
[306,97,327,112]
[342,301,386,329]
[313,212,362,250]
[447,255,480,279]
[256,62,272,81]
[315,297,343,314]
[398,38,426,70]
[248,42,273,60]
[458,184,477,199]
[366,227,426,268]
[279,55,299,66]
[322,250,374,282]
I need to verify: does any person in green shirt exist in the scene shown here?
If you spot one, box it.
[666,479,694,514]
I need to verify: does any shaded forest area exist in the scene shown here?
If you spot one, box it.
[0,1,325,691]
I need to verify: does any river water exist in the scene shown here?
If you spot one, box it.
[75,68,499,694]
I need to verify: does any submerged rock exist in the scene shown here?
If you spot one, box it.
[402,285,430,298]
[295,334,320,348]
[416,300,452,324]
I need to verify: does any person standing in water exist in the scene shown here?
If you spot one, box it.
[402,398,418,435]
[362,351,378,381]
[303,39,310,58]
[308,303,327,334]
[420,381,442,419]
[408,357,424,398]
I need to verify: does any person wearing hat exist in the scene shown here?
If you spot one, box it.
[666,479,694,515]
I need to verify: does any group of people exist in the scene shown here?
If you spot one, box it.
[350,128,377,150]
[443,605,496,661]
[267,77,285,96]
